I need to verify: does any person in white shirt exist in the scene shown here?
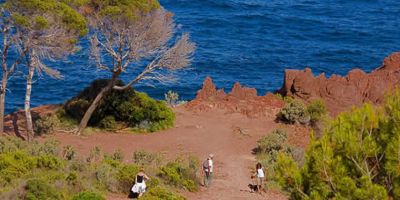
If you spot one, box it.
[203,154,214,187]
[255,162,265,193]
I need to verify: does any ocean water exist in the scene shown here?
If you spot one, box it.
[4,0,400,113]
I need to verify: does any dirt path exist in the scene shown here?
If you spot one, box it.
[46,106,288,200]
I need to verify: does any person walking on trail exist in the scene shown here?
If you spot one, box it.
[203,154,214,187]
[255,162,265,193]
[131,169,150,198]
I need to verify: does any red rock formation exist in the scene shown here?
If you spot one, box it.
[279,52,400,115]
[186,77,284,118]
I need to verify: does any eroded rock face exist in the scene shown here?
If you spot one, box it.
[186,77,284,118]
[279,52,400,115]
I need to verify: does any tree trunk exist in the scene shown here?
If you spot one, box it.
[25,54,35,142]
[76,73,120,135]
[0,75,7,134]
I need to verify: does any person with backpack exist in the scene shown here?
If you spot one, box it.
[203,154,214,187]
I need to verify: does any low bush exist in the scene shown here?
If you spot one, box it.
[142,186,185,200]
[306,99,327,124]
[165,90,179,106]
[115,164,139,193]
[72,191,105,200]
[277,99,310,124]
[24,179,61,200]
[33,114,60,135]
[63,79,175,132]
[132,150,161,166]
[159,158,198,192]
[62,145,76,161]
[98,116,117,130]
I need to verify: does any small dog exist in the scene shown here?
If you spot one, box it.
[248,184,259,192]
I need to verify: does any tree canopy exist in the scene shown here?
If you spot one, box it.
[275,89,400,200]
[4,0,87,36]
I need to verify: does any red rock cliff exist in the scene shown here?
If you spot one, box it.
[279,52,400,115]
[186,77,284,118]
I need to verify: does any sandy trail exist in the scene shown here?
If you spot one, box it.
[46,106,288,200]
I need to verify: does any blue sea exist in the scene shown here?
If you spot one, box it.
[4,0,400,113]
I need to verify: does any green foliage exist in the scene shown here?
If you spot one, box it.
[277,99,310,124]
[62,145,76,160]
[82,0,160,23]
[159,158,199,192]
[98,116,117,130]
[64,79,175,132]
[115,164,139,193]
[24,179,61,200]
[132,150,161,166]
[0,136,188,199]
[4,0,88,35]
[86,146,101,163]
[307,99,327,124]
[33,114,60,135]
[256,129,288,155]
[165,90,179,106]
[141,186,186,200]
[72,191,105,200]
[275,90,400,199]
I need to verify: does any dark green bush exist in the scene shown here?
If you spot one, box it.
[72,191,105,200]
[307,99,327,123]
[277,99,310,124]
[98,116,117,130]
[24,179,61,200]
[159,160,198,192]
[64,79,175,132]
[36,155,63,170]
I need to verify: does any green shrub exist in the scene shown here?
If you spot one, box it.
[116,164,139,193]
[275,90,400,199]
[64,79,175,132]
[142,186,185,200]
[33,114,60,135]
[24,179,61,200]
[165,90,179,106]
[38,140,60,156]
[98,116,117,130]
[104,149,124,162]
[0,151,35,183]
[86,146,101,163]
[159,160,198,192]
[95,163,118,192]
[132,150,160,166]
[36,155,63,170]
[307,99,327,123]
[72,191,105,200]
[255,129,288,155]
[62,145,76,160]
[277,99,310,124]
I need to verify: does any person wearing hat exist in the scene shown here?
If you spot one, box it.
[202,154,214,187]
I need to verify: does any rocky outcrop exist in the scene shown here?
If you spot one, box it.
[186,77,284,118]
[279,52,400,115]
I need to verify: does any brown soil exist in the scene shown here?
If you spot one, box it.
[32,105,305,200]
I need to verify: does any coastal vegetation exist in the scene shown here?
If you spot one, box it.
[274,90,400,199]
[63,79,175,132]
[0,0,195,138]
[72,0,195,134]
[0,136,198,199]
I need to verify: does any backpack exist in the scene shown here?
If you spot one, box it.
[202,159,209,170]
